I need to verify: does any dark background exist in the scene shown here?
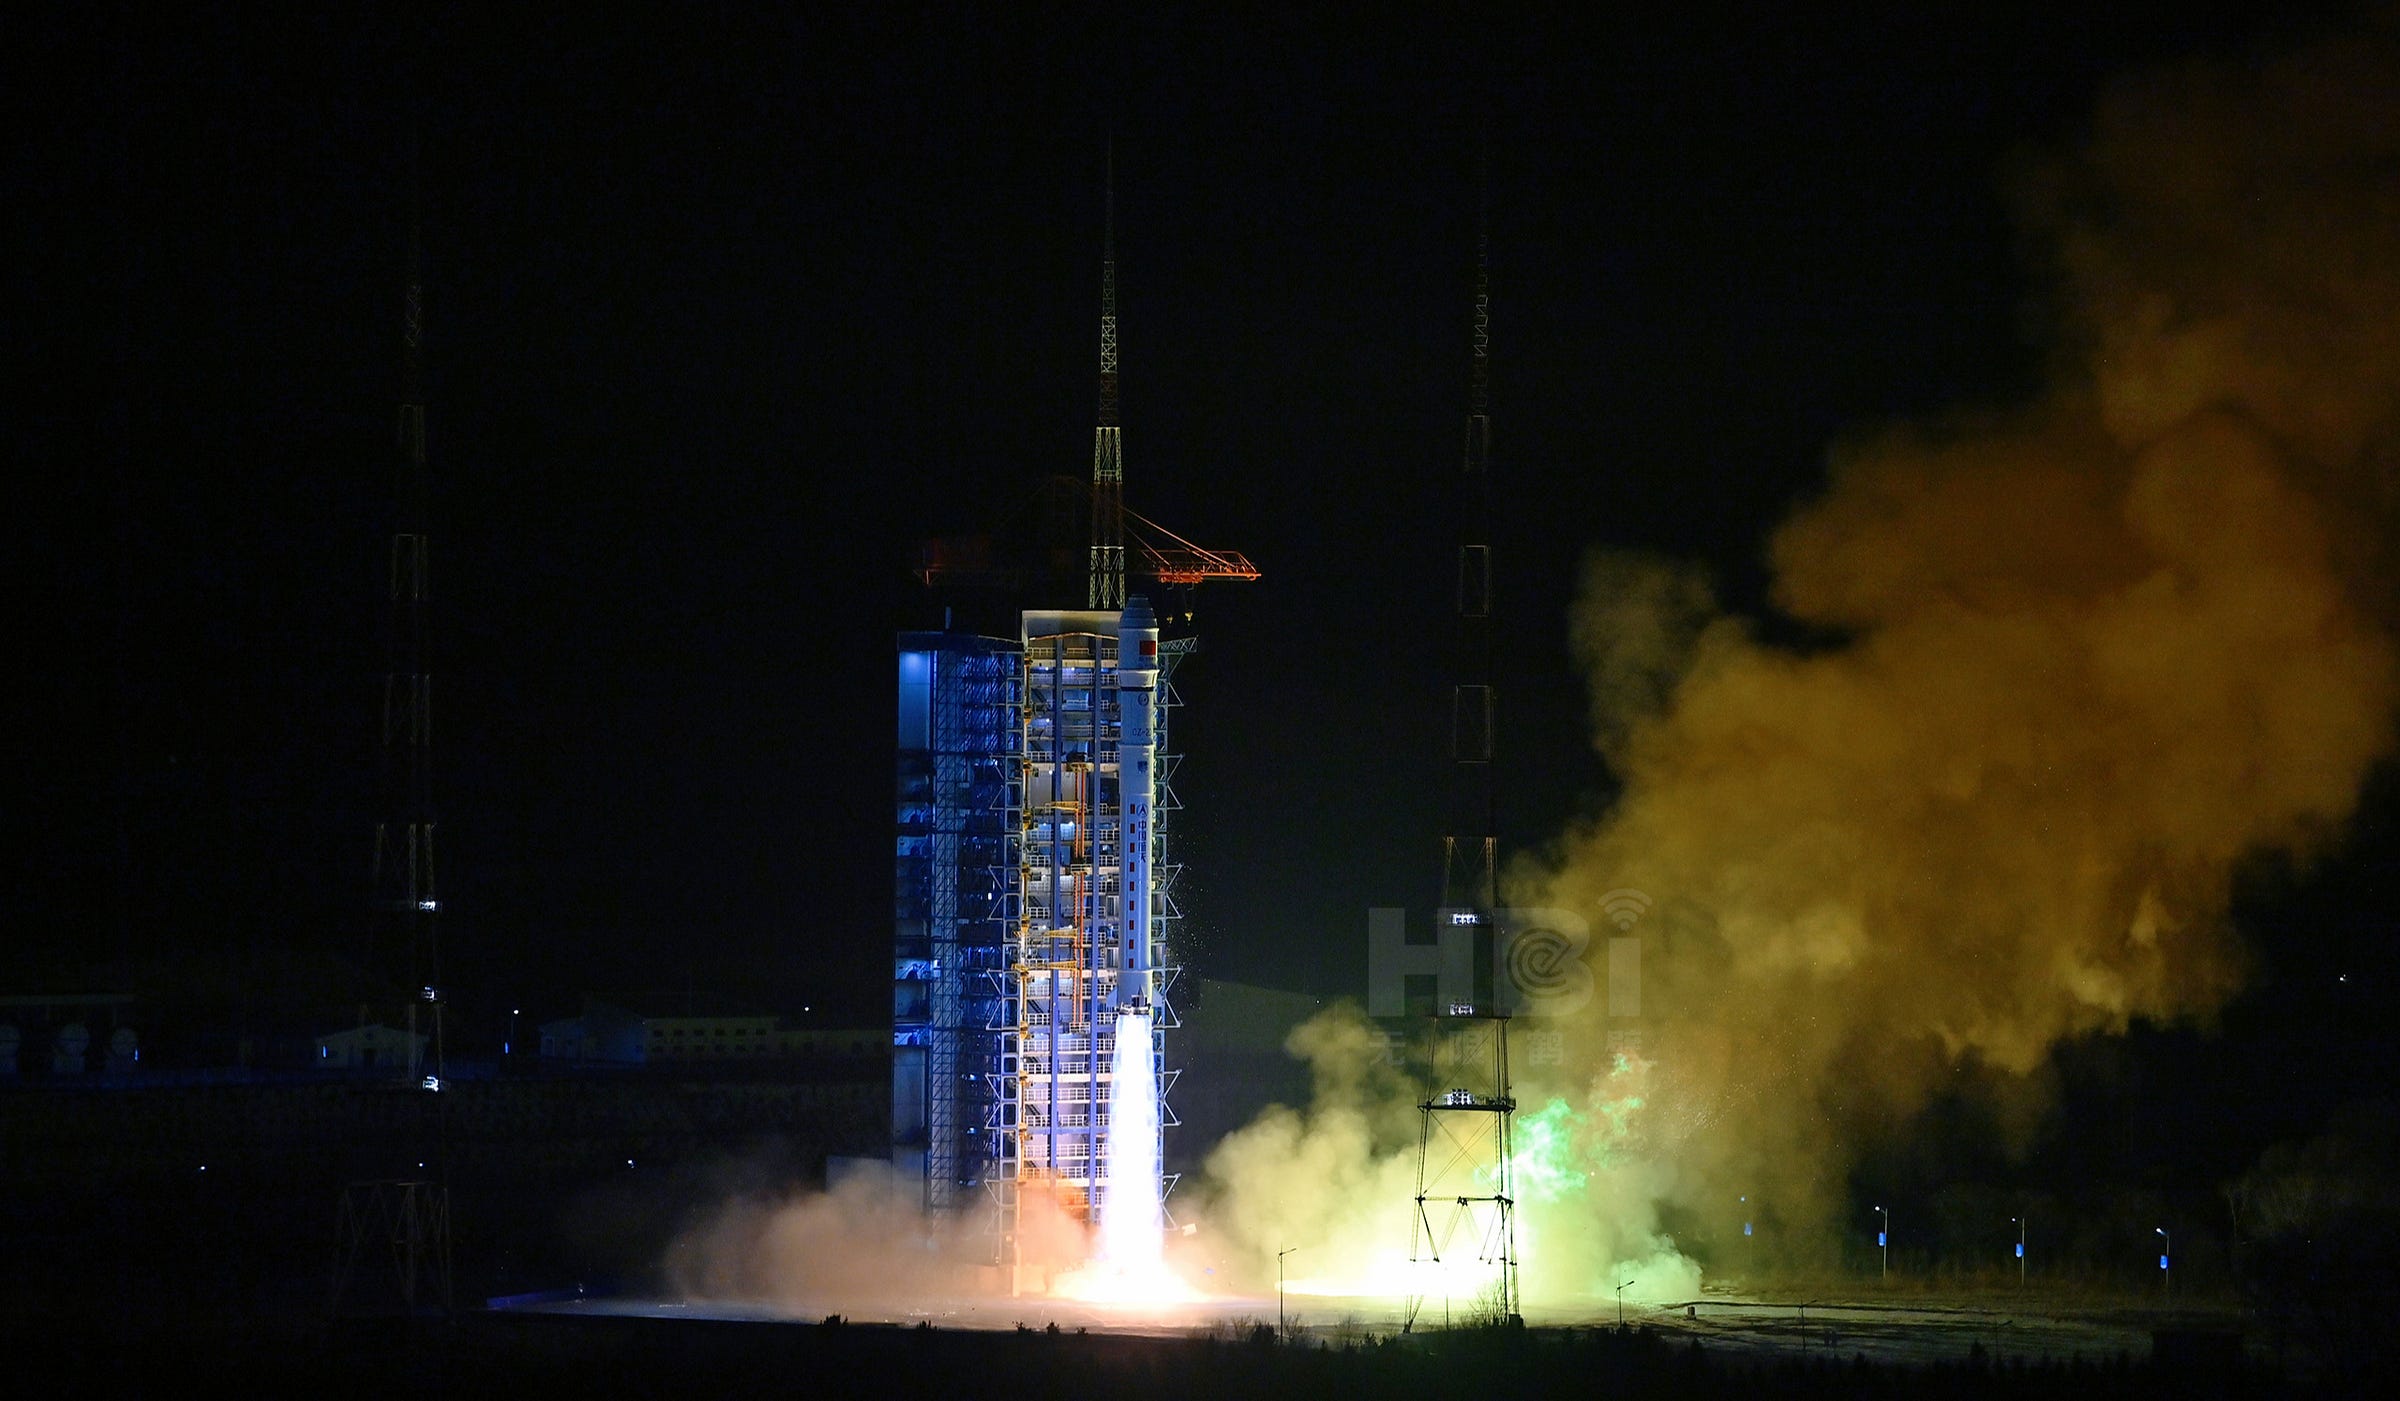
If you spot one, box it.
[10,4,2391,1170]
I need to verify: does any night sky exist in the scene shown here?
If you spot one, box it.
[13,3,2390,1153]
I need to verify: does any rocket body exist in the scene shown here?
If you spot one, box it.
[1116,597,1158,1010]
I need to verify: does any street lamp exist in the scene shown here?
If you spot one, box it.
[1617,1278,1636,1329]
[1278,1246,1302,1336]
[2156,1226,2170,1303]
[2012,1214,2026,1288]
[1875,1205,1889,1283]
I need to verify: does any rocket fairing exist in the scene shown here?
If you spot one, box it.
[1115,596,1159,1011]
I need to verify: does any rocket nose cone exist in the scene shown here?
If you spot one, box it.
[1121,595,1155,629]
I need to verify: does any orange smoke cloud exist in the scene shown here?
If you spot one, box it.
[1199,27,2400,1304]
[1524,28,2400,1240]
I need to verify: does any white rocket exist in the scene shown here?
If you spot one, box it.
[1116,595,1159,1011]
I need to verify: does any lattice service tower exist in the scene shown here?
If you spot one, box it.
[894,160,1252,1290]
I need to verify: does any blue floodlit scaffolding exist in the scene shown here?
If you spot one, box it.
[894,615,1187,1284]
[894,634,1019,1214]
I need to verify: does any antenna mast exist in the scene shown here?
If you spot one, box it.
[1088,145,1126,608]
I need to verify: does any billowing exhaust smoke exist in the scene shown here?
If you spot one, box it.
[1200,27,2400,1304]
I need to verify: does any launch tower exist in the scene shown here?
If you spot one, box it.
[894,161,1250,1285]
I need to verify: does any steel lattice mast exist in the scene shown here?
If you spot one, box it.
[339,142,453,1319]
[372,155,445,1090]
[1442,161,1496,921]
[1409,147,1519,1331]
[1088,147,1126,609]
[911,151,1254,597]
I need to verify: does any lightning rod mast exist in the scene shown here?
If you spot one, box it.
[1409,143,1519,1332]
[1088,144,1126,609]
[338,139,453,1317]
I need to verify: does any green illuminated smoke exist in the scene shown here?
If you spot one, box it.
[1516,1097,1589,1202]
[1513,1060,1653,1207]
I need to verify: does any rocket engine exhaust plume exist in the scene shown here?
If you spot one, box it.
[1199,28,2400,1305]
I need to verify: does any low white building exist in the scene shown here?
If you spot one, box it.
[314,1022,427,1071]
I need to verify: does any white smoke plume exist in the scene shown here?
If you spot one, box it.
[665,1169,1097,1311]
